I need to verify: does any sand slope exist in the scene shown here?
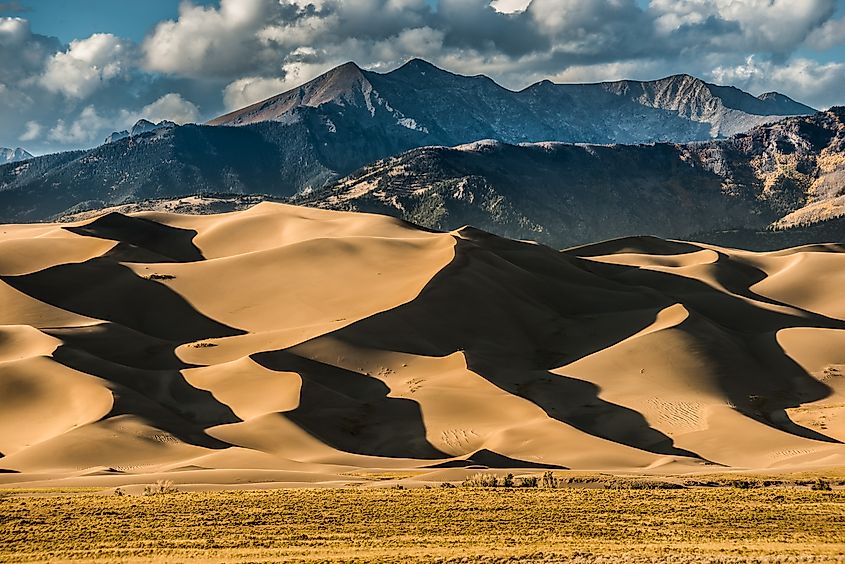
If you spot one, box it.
[1,205,844,484]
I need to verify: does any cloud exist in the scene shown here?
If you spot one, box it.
[143,0,276,78]
[805,16,845,50]
[134,93,200,124]
[40,33,133,98]
[223,76,291,111]
[0,17,60,82]
[47,106,110,144]
[2,1,845,153]
[490,0,530,13]
[18,120,41,141]
[711,55,845,110]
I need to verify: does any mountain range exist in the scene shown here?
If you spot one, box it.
[0,59,835,249]
[210,59,813,143]
[0,147,32,165]
[304,107,845,249]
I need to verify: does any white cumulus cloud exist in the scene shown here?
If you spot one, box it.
[47,106,110,144]
[40,33,132,98]
[19,120,42,141]
[136,93,200,124]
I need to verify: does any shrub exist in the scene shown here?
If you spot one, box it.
[517,476,539,488]
[730,479,760,489]
[502,473,514,488]
[147,274,176,281]
[144,480,178,496]
[439,482,456,488]
[462,473,499,488]
[541,471,558,489]
[811,479,832,491]
[606,480,684,490]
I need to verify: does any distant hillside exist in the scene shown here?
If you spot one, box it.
[303,108,845,249]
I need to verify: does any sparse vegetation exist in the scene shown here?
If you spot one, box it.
[517,475,539,488]
[1,487,843,562]
[461,473,500,488]
[811,478,833,491]
[188,341,218,348]
[541,470,559,489]
[143,480,177,496]
[145,273,176,281]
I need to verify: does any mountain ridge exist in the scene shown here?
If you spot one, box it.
[302,107,845,249]
[209,59,814,143]
[0,147,33,165]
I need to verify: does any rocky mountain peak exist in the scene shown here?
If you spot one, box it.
[0,147,32,164]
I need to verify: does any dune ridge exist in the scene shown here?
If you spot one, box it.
[1,204,844,486]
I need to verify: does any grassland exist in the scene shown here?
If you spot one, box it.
[2,486,845,563]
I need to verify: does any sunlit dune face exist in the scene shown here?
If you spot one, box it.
[1,203,844,483]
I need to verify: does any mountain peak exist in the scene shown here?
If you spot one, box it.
[0,147,33,164]
[104,119,176,145]
[328,60,364,78]
[401,58,438,70]
[208,61,374,126]
[389,58,453,79]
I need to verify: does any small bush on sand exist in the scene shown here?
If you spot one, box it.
[541,471,558,489]
[502,473,514,488]
[144,480,177,496]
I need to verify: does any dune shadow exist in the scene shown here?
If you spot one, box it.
[577,254,845,444]
[426,449,566,469]
[252,348,447,459]
[308,234,845,461]
[3,259,238,342]
[64,212,204,262]
[301,237,715,461]
[2,218,244,451]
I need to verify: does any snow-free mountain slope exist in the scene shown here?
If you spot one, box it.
[308,107,845,249]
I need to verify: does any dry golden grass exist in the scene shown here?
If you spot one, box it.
[2,487,844,562]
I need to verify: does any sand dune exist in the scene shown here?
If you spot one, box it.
[1,203,844,486]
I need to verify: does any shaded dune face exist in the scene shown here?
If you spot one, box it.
[1,203,844,478]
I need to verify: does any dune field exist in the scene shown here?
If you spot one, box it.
[0,202,844,488]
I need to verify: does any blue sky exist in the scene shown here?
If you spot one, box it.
[10,0,218,43]
[2,0,844,154]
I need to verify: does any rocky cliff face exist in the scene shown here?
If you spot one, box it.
[303,108,845,249]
